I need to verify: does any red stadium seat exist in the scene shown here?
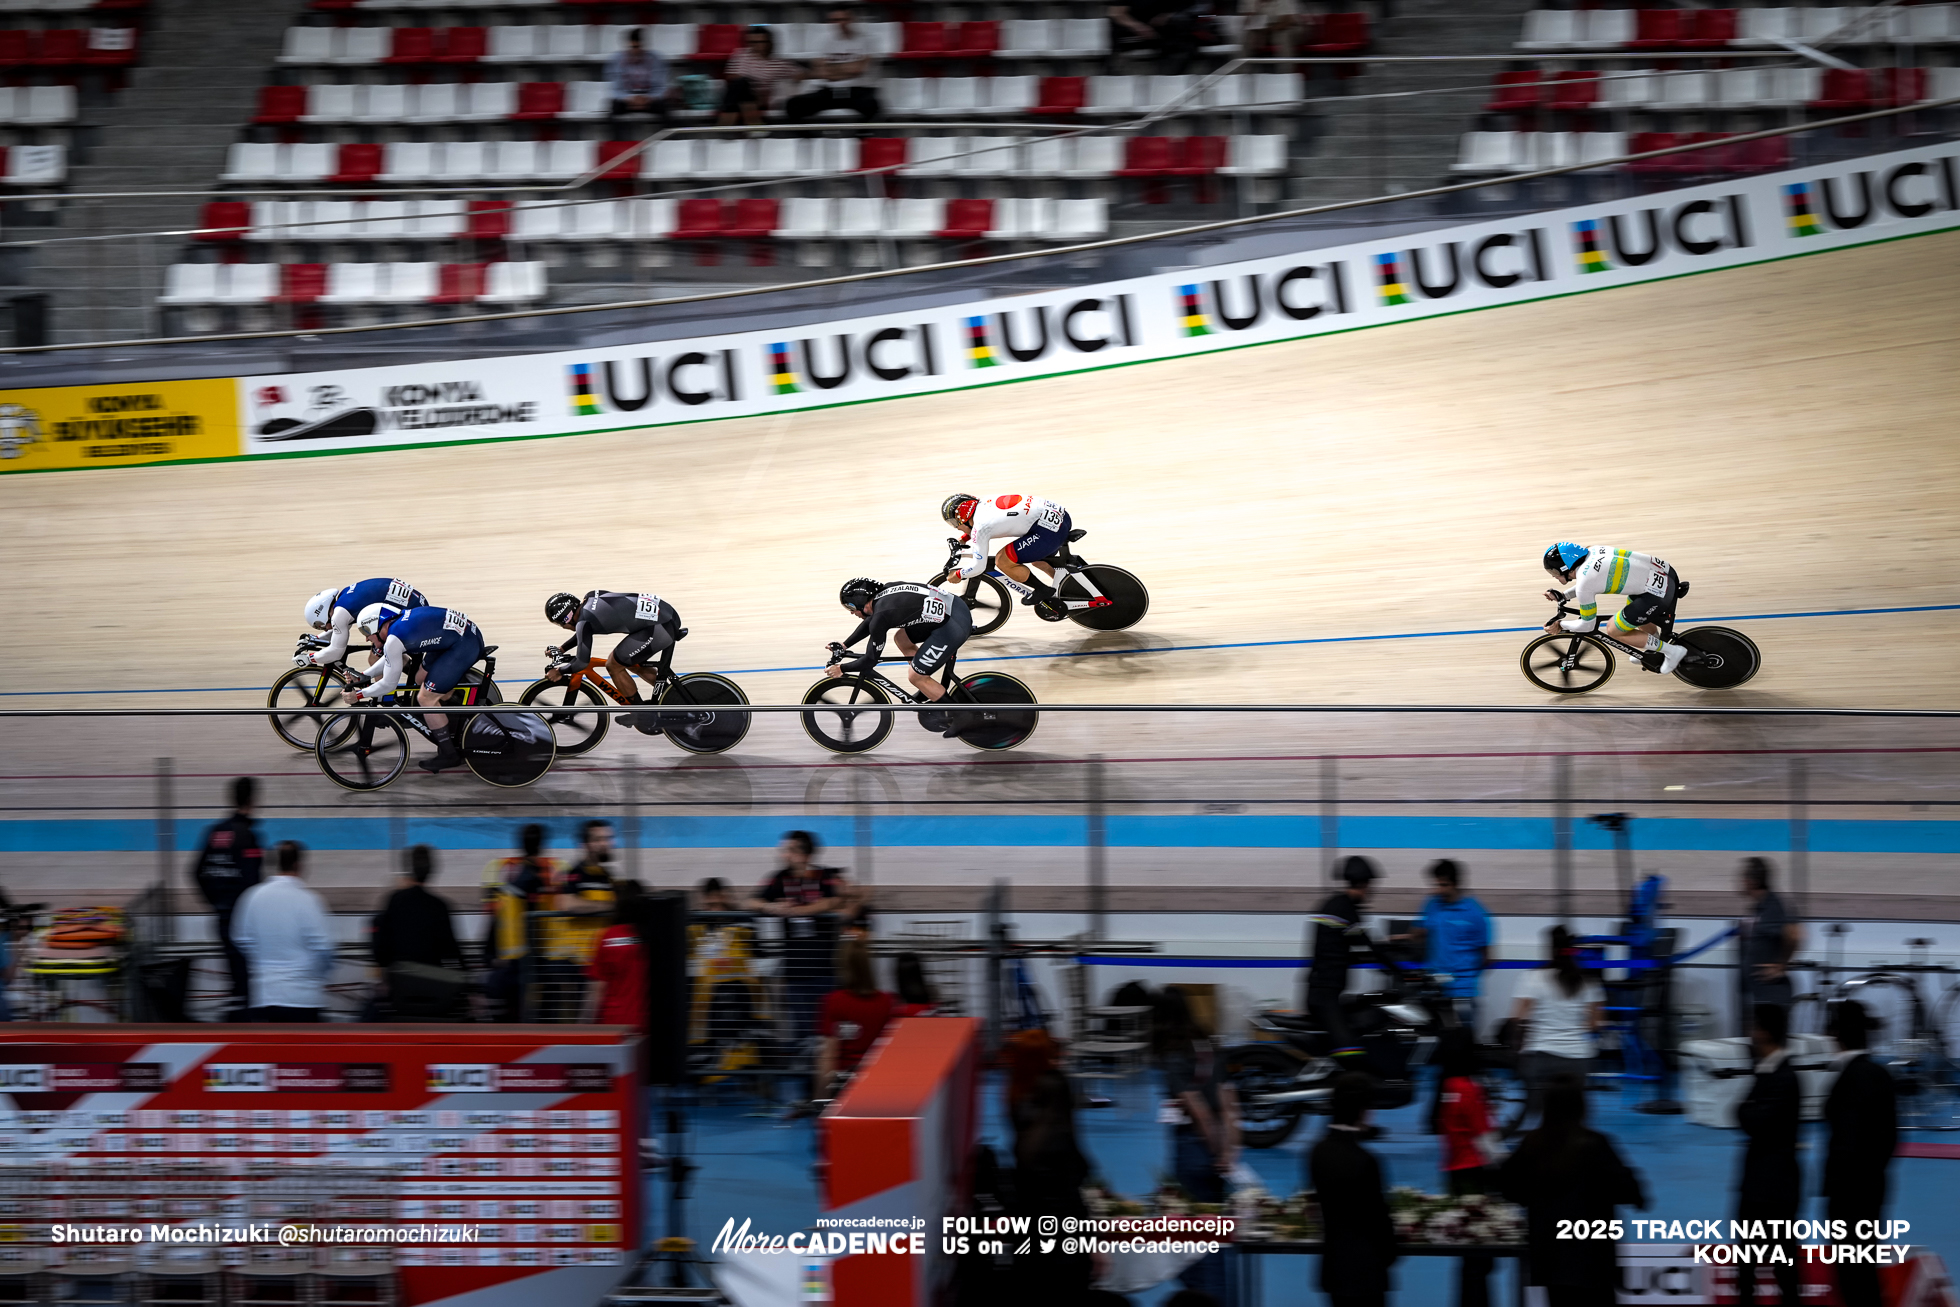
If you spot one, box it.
[856,137,907,172]
[311,0,360,9]
[937,197,994,240]
[948,20,999,58]
[330,142,383,184]
[1307,12,1369,54]
[896,21,948,59]
[1878,66,1927,107]
[512,81,565,121]
[194,201,250,243]
[438,26,486,63]
[1628,9,1684,49]
[596,139,641,179]
[1724,135,1790,173]
[385,27,436,64]
[724,197,780,238]
[692,24,742,61]
[0,32,29,68]
[430,262,487,304]
[1625,130,1685,177]
[1486,70,1540,114]
[1115,135,1174,177]
[1683,8,1736,49]
[1166,135,1225,176]
[37,30,87,66]
[673,197,725,238]
[467,199,512,239]
[1812,67,1873,110]
[253,84,308,124]
[1546,70,1599,112]
[276,264,327,304]
[1034,75,1086,114]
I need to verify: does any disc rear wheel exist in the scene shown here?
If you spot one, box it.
[462,711,557,788]
[1673,626,1760,689]
[1060,564,1148,632]
[1520,632,1617,694]
[951,671,1039,751]
[660,673,752,755]
[801,677,894,754]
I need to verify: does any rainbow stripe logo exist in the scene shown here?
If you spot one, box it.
[1176,284,1211,337]
[767,342,799,395]
[800,1260,831,1301]
[566,363,602,416]
[1784,183,1822,238]
[1374,253,1409,307]
[964,316,997,368]
[1571,219,1611,274]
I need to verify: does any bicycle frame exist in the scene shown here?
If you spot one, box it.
[943,541,1118,615]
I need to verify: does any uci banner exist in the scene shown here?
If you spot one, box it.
[0,377,239,473]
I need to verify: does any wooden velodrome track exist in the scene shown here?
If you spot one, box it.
[3,231,1959,916]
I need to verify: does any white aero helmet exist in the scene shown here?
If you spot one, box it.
[356,603,403,637]
[304,588,339,630]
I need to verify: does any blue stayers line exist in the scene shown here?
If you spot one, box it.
[4,601,1957,697]
[4,814,1957,855]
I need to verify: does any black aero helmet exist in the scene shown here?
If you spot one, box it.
[1339,855,1380,888]
[545,592,580,626]
[1543,542,1588,581]
[839,577,882,609]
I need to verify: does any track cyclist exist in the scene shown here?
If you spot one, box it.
[300,578,429,668]
[544,590,684,733]
[941,493,1071,619]
[1542,542,1689,675]
[346,603,487,773]
[828,577,971,735]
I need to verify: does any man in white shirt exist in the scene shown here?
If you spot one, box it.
[786,5,883,122]
[232,841,337,1022]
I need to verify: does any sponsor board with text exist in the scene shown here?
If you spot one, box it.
[0,378,239,472]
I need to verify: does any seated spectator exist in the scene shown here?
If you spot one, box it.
[811,936,897,1106]
[787,6,882,123]
[368,844,464,1020]
[233,841,335,1023]
[1108,0,1206,72]
[607,28,672,124]
[691,877,765,1075]
[1241,0,1302,60]
[481,824,558,1022]
[720,26,805,127]
[585,880,647,1031]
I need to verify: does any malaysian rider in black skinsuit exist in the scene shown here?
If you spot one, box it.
[544,590,685,735]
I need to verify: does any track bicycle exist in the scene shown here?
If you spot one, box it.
[267,633,380,750]
[312,648,555,791]
[1519,598,1761,694]
[800,643,1038,754]
[931,528,1149,636]
[516,627,750,757]
[1826,942,1960,1131]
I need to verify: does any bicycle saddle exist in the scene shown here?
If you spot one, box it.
[1067,528,1087,542]
[1676,580,1690,597]
[1263,1012,1316,1032]
[675,627,689,640]
[482,645,498,655]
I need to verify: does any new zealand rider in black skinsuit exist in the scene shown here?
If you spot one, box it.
[545,590,684,735]
[1307,856,1380,1065]
[829,578,972,737]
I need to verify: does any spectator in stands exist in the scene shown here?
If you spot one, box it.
[786,6,883,123]
[1160,987,1237,1300]
[1498,1076,1646,1307]
[0,888,24,1022]
[190,777,263,1018]
[1502,925,1602,1138]
[482,824,558,1021]
[1011,1069,1094,1300]
[1310,1072,1397,1307]
[746,830,850,1043]
[691,877,764,1077]
[542,820,617,1020]
[1242,0,1303,61]
[368,845,464,1021]
[720,26,805,128]
[1823,1000,1897,1307]
[1406,858,1492,1030]
[809,936,897,1111]
[1429,1027,1499,1307]
[1737,856,1801,1032]
[1108,0,1205,73]
[1734,1003,1801,1307]
[232,841,335,1023]
[894,951,939,1013]
[585,879,647,1033]
[607,28,672,125]
[698,877,734,913]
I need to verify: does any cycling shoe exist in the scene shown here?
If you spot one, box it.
[417,745,466,774]
[918,709,950,732]
[1033,598,1068,622]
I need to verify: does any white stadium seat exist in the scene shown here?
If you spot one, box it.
[462,81,516,122]
[359,84,410,124]
[1055,19,1110,56]
[1086,75,1139,116]
[1598,70,1659,110]
[564,81,611,120]
[884,78,934,116]
[279,27,335,63]
[319,262,383,304]
[831,197,887,239]
[628,197,677,240]
[987,76,1039,114]
[378,141,436,183]
[217,264,277,305]
[1220,134,1287,177]
[281,142,335,182]
[1063,135,1122,178]
[481,261,547,303]
[222,142,279,183]
[338,27,388,64]
[159,264,219,305]
[1453,131,1524,173]
[1517,10,1578,50]
[776,197,832,240]
[408,83,462,125]
[510,199,565,241]
[1048,198,1109,242]
[643,138,698,180]
[1572,9,1634,50]
[986,197,1044,241]
[540,138,597,180]
[887,197,945,240]
[995,19,1053,58]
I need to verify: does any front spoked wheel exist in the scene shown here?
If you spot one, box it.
[1520,632,1617,694]
[660,673,752,755]
[962,574,1013,636]
[267,665,353,751]
[951,671,1039,751]
[315,712,409,791]
[1060,564,1149,632]
[800,677,894,754]
[462,711,558,788]
[518,678,610,755]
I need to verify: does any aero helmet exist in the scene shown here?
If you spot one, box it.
[304,588,338,631]
[545,592,580,627]
[940,494,979,532]
[356,603,402,637]
[1543,542,1589,581]
[839,577,882,610]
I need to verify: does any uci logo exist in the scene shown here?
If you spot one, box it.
[426,1064,495,1093]
[203,1063,273,1093]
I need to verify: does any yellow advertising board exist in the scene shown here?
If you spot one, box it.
[0,377,239,472]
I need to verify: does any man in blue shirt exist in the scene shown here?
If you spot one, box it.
[1411,859,1491,1031]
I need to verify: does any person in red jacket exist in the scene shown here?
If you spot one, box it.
[1431,1026,1502,1307]
[811,937,897,1107]
[583,880,646,1033]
